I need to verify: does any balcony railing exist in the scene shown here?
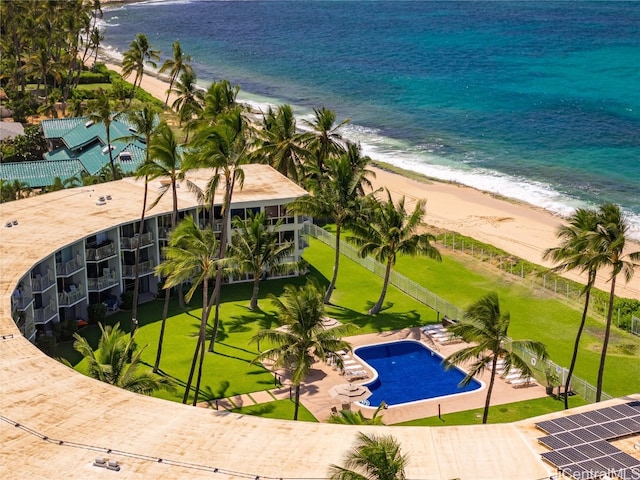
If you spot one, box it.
[58,284,85,307]
[56,256,84,277]
[121,260,155,279]
[86,243,116,262]
[120,232,154,250]
[87,273,119,292]
[158,226,171,240]
[35,303,58,325]
[12,284,34,310]
[31,270,56,293]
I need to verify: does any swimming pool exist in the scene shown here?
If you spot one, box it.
[354,340,483,407]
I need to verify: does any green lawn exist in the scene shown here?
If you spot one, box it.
[57,234,639,423]
[396,395,589,426]
[230,399,318,422]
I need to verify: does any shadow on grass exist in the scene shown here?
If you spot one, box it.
[330,303,423,332]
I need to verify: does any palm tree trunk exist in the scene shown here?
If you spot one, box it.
[153,286,171,373]
[483,356,498,424]
[369,258,393,315]
[250,276,260,310]
[324,222,341,304]
[564,270,594,409]
[293,384,301,421]
[596,275,617,402]
[131,178,148,335]
[182,277,209,404]
[107,130,117,180]
[208,175,235,353]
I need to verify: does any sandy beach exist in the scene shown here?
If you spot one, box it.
[106,60,640,301]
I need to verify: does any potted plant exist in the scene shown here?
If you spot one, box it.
[544,367,560,396]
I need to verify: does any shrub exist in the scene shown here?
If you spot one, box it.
[88,303,107,325]
[54,317,78,341]
[36,334,56,356]
[120,291,134,310]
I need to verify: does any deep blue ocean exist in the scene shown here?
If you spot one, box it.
[101,0,640,237]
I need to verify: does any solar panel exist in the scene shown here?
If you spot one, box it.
[555,431,584,446]
[569,413,597,427]
[602,420,633,436]
[609,452,640,469]
[627,400,640,412]
[555,447,589,462]
[618,417,640,432]
[590,440,619,456]
[535,419,565,434]
[553,416,582,431]
[611,403,640,417]
[573,443,607,458]
[572,428,600,443]
[598,406,626,420]
[581,410,610,423]
[538,435,569,450]
[584,423,617,440]
[569,460,605,479]
[595,454,627,470]
[541,450,573,468]
[619,467,640,480]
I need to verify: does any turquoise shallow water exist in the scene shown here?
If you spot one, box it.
[101,0,640,236]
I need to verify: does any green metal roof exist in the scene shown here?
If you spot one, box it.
[40,117,85,139]
[0,160,85,188]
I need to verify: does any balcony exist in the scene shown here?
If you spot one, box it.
[31,271,56,293]
[120,232,154,251]
[12,285,34,311]
[34,303,58,325]
[56,256,84,277]
[58,284,85,307]
[87,272,119,292]
[86,243,117,262]
[121,260,155,279]
[158,226,171,240]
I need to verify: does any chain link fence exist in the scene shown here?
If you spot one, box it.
[632,315,640,337]
[304,222,613,402]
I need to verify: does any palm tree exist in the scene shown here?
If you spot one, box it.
[171,69,204,139]
[121,105,161,335]
[251,280,354,420]
[327,402,386,425]
[71,322,174,395]
[444,292,549,423]
[328,433,408,480]
[156,216,220,405]
[86,89,117,180]
[350,190,441,315]
[121,33,160,105]
[227,210,297,310]
[159,40,193,107]
[301,107,349,175]
[189,107,251,353]
[254,104,309,183]
[291,147,375,304]
[140,121,183,373]
[544,207,600,409]
[586,203,640,401]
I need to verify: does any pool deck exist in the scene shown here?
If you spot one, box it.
[263,327,549,424]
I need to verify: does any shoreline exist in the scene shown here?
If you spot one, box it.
[101,59,640,301]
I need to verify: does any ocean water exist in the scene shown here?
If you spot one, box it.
[100,0,640,238]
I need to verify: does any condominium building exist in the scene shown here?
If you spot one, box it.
[2,164,309,342]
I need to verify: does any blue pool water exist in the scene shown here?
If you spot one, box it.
[355,340,482,407]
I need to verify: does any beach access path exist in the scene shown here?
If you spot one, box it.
[104,59,640,301]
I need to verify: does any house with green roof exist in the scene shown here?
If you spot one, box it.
[0,116,147,189]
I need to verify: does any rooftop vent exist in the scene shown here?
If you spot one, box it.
[119,152,132,162]
[85,120,94,128]
[102,145,115,155]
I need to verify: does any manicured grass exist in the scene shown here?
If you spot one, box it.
[58,234,638,422]
[396,395,589,426]
[230,399,318,422]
